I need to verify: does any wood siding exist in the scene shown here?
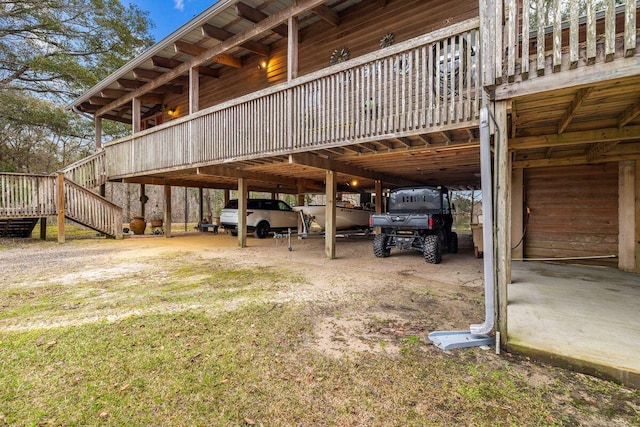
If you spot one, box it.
[163,0,478,118]
[523,164,619,265]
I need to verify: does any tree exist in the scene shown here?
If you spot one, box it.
[0,0,154,172]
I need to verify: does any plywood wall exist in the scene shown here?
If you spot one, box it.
[524,164,619,266]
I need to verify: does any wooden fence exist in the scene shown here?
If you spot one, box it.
[491,0,638,84]
[106,18,481,178]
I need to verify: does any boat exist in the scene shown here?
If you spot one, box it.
[294,201,374,231]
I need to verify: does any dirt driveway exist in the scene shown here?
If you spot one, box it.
[1,231,485,355]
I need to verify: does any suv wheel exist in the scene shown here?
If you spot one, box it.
[448,232,458,253]
[373,233,390,257]
[254,221,270,239]
[423,235,442,264]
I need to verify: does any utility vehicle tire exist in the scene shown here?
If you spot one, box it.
[449,231,458,253]
[230,230,238,236]
[423,235,442,264]
[373,233,390,258]
[254,221,270,239]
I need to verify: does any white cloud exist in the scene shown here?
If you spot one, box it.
[174,0,185,11]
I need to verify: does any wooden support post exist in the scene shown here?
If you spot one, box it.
[374,180,383,234]
[636,160,640,273]
[40,217,47,241]
[224,189,230,207]
[164,184,172,238]
[325,170,337,259]
[199,188,204,224]
[95,116,102,149]
[511,168,524,259]
[494,101,510,346]
[57,173,65,244]
[238,178,248,248]
[184,187,188,232]
[619,160,636,272]
[189,67,199,114]
[132,97,141,134]
[140,184,146,218]
[287,16,299,81]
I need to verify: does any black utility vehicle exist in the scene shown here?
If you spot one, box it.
[369,186,458,264]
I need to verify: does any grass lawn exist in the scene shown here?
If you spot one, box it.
[0,236,639,426]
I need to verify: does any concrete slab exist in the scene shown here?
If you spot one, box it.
[508,261,640,386]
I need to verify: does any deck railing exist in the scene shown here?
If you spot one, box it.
[59,149,107,189]
[63,178,123,239]
[0,173,57,218]
[491,0,638,84]
[0,172,122,239]
[106,18,480,178]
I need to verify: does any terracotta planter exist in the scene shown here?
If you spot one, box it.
[130,217,146,235]
[150,219,163,228]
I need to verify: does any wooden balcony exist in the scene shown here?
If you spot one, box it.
[487,0,639,97]
[105,19,481,181]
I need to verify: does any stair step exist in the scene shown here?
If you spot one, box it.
[0,218,39,238]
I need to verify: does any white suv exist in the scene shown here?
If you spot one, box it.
[220,199,299,238]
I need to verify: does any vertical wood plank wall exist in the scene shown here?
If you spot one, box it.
[524,164,619,265]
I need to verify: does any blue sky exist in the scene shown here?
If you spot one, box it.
[123,0,219,41]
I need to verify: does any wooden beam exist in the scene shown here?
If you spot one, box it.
[312,5,339,27]
[152,56,182,70]
[586,141,620,162]
[89,97,116,105]
[495,101,509,344]
[197,165,297,186]
[236,2,288,37]
[200,24,269,57]
[189,67,199,114]
[440,131,452,144]
[117,78,143,89]
[288,152,420,186]
[287,16,298,81]
[100,88,130,98]
[97,0,329,117]
[174,40,242,68]
[164,184,172,238]
[618,98,640,128]
[56,173,65,244]
[132,68,163,80]
[557,87,593,134]
[510,125,640,150]
[619,161,636,271]
[392,137,412,148]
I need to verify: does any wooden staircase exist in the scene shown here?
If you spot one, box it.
[0,150,123,241]
[0,218,39,238]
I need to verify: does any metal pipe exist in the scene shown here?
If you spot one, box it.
[470,104,497,336]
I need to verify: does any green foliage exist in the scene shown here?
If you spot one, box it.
[0,0,152,172]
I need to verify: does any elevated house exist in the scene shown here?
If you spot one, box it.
[2,0,639,386]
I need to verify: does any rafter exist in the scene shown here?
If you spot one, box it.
[173,40,242,68]
[201,24,270,57]
[97,0,329,117]
[557,87,593,134]
[392,137,412,148]
[312,5,339,27]
[440,131,452,144]
[617,98,640,128]
[100,88,129,98]
[152,56,182,70]
[415,134,431,146]
[133,68,163,80]
[236,2,288,37]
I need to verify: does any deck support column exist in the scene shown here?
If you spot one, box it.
[163,184,172,238]
[494,101,510,346]
[40,217,47,241]
[511,168,524,259]
[637,160,640,273]
[325,170,337,259]
[619,160,637,272]
[140,184,146,219]
[199,188,204,225]
[56,173,65,244]
[238,178,248,248]
[374,180,383,233]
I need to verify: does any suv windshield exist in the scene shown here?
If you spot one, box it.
[388,188,442,213]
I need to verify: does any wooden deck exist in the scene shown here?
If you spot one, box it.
[104,19,481,181]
